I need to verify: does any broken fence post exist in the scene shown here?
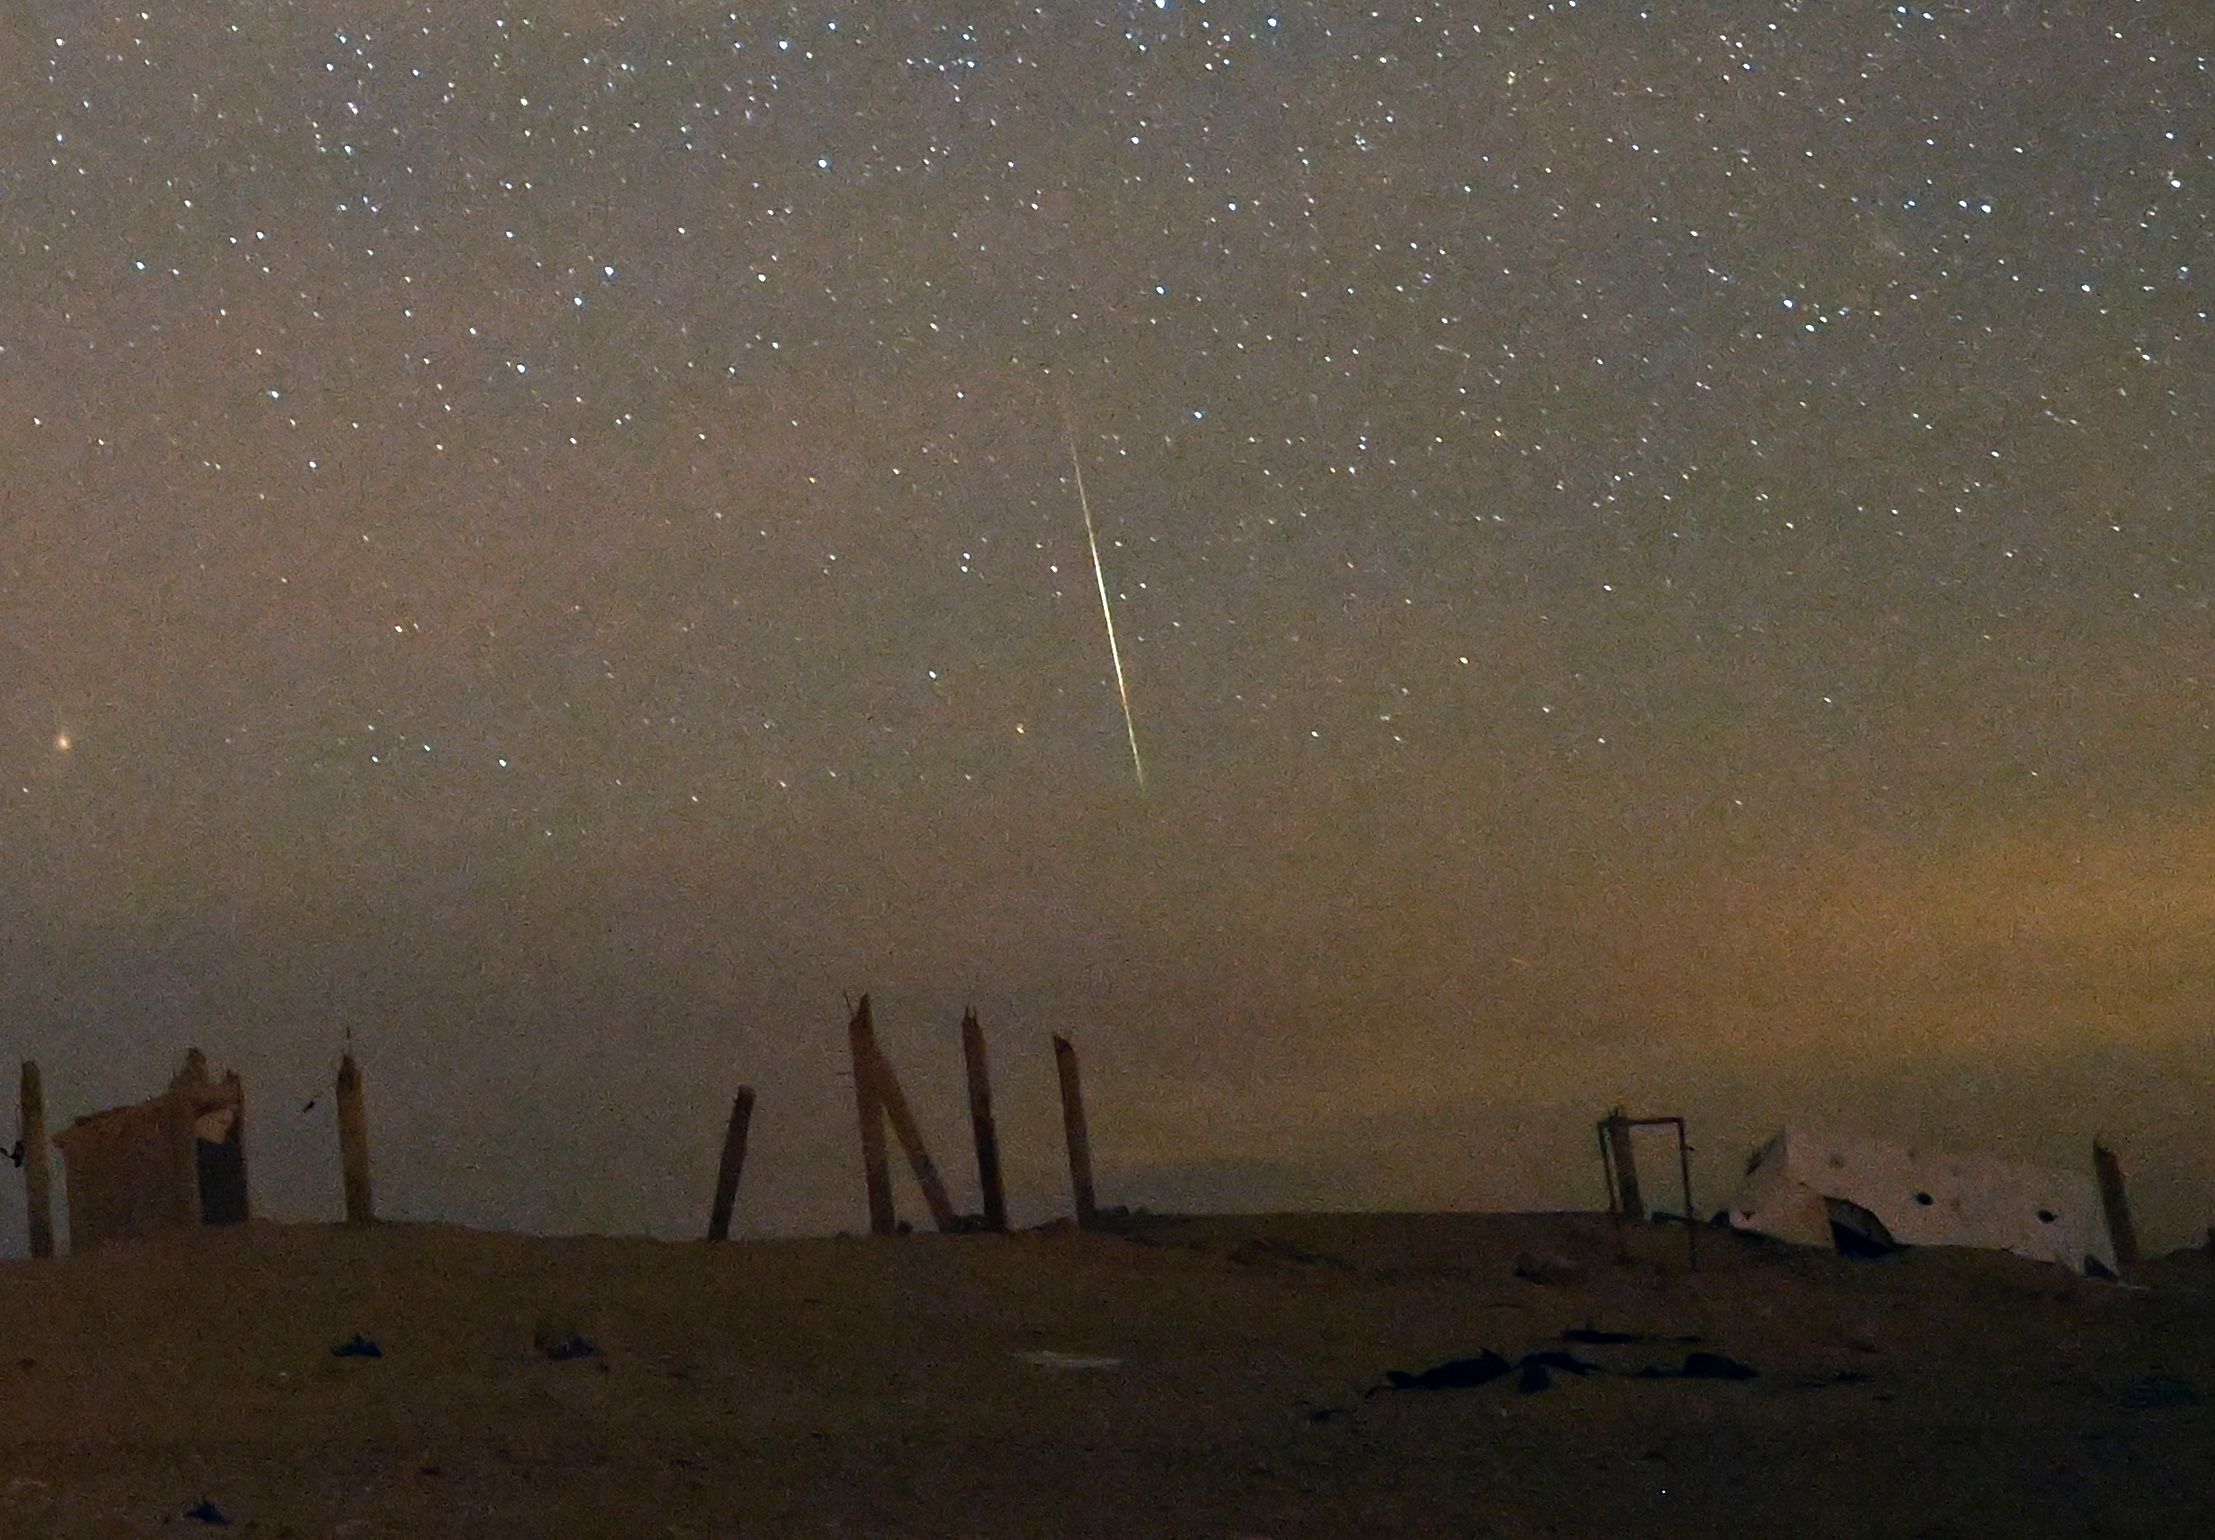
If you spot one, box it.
[706,1084,756,1242]
[1052,1034,1099,1229]
[336,1052,375,1224]
[849,997,897,1237]
[2092,1139,2139,1270]
[19,1061,53,1260]
[868,1038,959,1233]
[962,1009,1008,1232]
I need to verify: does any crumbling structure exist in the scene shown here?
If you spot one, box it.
[1725,1124,2115,1275]
[51,1049,249,1252]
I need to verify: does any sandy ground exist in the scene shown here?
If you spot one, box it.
[0,1212,2208,1537]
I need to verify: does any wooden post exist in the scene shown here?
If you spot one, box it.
[166,1087,202,1226]
[849,997,896,1236]
[705,1085,756,1242]
[868,1040,958,1232]
[19,1061,53,1260]
[962,1009,1007,1232]
[336,1053,374,1224]
[1604,1109,1644,1221]
[224,1070,251,1222]
[1053,1034,1098,1229]
[2093,1139,2139,1270]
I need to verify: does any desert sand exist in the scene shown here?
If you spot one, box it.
[0,1212,2208,1537]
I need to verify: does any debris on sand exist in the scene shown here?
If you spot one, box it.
[184,1498,231,1525]
[1513,1349,1609,1393]
[1013,1350,1122,1370]
[1,1210,2201,1535]
[1373,1350,1514,1395]
[1226,1237,1357,1272]
[2121,1374,2200,1410]
[1778,1368,1878,1390]
[1633,1351,1758,1381]
[1511,1250,1584,1286]
[1561,1326,1703,1347]
[1376,1346,1754,1397]
[1376,1349,1604,1398]
[331,1334,383,1359]
[1520,1350,1604,1376]
[533,1319,600,1362]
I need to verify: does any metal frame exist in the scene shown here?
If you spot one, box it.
[1597,1110,1698,1269]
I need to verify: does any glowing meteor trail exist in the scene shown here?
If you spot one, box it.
[1063,411,1146,794]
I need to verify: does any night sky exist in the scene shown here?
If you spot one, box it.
[3,1,2209,1253]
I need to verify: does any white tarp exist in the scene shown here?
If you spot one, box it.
[1726,1125,2116,1275]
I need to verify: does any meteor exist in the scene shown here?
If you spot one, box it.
[1062,407,1146,795]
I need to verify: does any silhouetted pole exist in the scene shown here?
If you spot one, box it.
[706,1085,756,1242]
[336,1053,374,1224]
[849,997,896,1236]
[1053,1034,1098,1229]
[962,1009,1007,1232]
[1604,1109,1645,1220]
[1675,1119,1698,1270]
[224,1069,252,1222]
[19,1061,53,1260]
[869,1040,959,1232]
[2093,1139,2139,1269]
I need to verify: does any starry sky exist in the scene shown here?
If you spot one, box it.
[2,1,2210,1253]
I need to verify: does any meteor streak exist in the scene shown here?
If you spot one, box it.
[1062,408,1146,794]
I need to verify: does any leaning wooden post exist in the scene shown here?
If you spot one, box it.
[962,1009,1008,1232]
[2093,1139,2139,1269]
[19,1061,53,1260]
[706,1085,756,1242]
[848,997,897,1236]
[1052,1034,1098,1229]
[336,1053,374,1224]
[868,1041,959,1232]
[1604,1109,1645,1221]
